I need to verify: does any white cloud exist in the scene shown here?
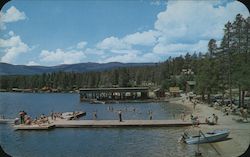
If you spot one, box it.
[150,0,167,6]
[154,0,249,45]
[76,41,87,49]
[150,0,250,55]
[0,34,30,63]
[27,61,40,66]
[84,48,104,55]
[123,30,159,46]
[97,30,159,52]
[39,49,86,65]
[0,6,26,30]
[153,40,208,55]
[96,36,131,50]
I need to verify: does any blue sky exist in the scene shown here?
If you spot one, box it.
[0,0,249,66]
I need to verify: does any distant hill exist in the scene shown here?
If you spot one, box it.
[0,62,155,75]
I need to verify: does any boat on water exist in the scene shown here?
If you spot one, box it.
[61,111,86,120]
[90,100,106,104]
[181,129,230,144]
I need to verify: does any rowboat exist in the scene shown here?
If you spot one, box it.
[182,129,230,144]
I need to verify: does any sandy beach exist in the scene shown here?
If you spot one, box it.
[170,96,250,157]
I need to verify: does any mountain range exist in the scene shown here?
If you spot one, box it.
[0,62,155,75]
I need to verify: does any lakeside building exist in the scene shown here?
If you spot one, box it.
[169,87,181,97]
[79,87,149,101]
[186,81,196,93]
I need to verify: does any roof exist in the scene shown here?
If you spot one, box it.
[186,81,196,85]
[79,87,149,92]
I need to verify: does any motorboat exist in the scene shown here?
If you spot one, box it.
[181,129,230,144]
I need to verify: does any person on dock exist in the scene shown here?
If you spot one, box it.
[149,111,153,120]
[50,111,54,120]
[118,110,122,122]
[19,111,25,124]
[14,118,19,125]
[93,111,97,120]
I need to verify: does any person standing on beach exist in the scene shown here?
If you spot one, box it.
[212,114,218,124]
[180,112,185,121]
[193,101,197,110]
[118,110,122,122]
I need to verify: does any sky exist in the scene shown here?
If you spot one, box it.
[0,0,249,66]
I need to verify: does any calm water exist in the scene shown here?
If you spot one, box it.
[0,93,216,157]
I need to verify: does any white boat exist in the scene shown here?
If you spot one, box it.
[183,129,230,144]
[61,111,86,120]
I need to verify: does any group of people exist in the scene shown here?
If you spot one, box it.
[205,113,219,125]
[50,112,63,120]
[15,111,52,125]
[239,107,248,121]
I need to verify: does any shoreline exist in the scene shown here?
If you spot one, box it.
[169,96,250,157]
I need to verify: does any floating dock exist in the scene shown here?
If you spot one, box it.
[13,119,203,130]
[13,124,55,130]
[54,120,195,128]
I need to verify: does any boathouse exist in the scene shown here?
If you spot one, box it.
[79,87,149,101]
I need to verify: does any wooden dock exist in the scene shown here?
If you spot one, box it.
[13,119,201,130]
[13,124,55,130]
[54,120,195,128]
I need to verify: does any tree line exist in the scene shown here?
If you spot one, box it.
[0,14,249,106]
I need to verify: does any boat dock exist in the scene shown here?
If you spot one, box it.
[13,119,204,130]
[13,124,55,130]
[54,120,196,128]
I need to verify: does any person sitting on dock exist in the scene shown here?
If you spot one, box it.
[14,118,19,125]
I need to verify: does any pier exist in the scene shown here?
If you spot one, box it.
[12,119,205,130]
[54,119,196,128]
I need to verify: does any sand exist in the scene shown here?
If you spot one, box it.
[170,96,250,157]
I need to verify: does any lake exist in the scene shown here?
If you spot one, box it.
[0,92,214,157]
